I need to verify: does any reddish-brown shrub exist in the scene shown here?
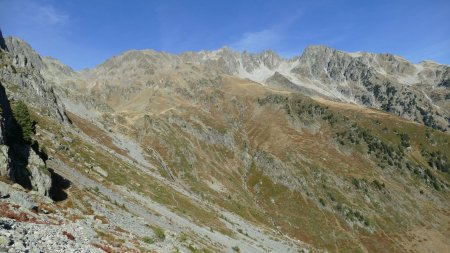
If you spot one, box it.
[62,231,75,240]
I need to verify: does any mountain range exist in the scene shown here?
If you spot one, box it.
[0,29,449,252]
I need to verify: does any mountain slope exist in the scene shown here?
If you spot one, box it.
[182,46,450,131]
[0,31,449,252]
[45,44,450,131]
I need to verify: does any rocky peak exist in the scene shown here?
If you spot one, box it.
[300,45,337,58]
[42,56,76,79]
[180,47,285,74]
[4,37,44,70]
[240,49,284,70]
[95,49,182,72]
[293,45,359,83]
[0,36,69,123]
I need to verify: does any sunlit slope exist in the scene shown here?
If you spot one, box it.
[81,75,449,252]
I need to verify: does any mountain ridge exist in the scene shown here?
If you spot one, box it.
[32,35,448,131]
[1,30,449,252]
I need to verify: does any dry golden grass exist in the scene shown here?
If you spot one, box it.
[66,111,130,158]
[28,74,450,252]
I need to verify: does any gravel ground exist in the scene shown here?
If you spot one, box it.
[0,218,102,253]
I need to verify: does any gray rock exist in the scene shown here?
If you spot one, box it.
[0,37,69,123]
[27,149,52,196]
[62,136,73,143]
[0,145,9,177]
[0,235,9,248]
[4,37,44,70]
[93,166,108,178]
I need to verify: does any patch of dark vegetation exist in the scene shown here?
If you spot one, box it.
[258,93,340,126]
[351,177,386,194]
[399,133,410,148]
[337,123,447,191]
[335,202,371,228]
[337,125,406,169]
[11,100,36,144]
[421,149,450,173]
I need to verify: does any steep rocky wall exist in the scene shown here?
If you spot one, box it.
[0,30,68,123]
[0,81,52,196]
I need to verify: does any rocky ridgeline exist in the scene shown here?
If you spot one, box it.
[0,30,68,124]
[40,37,450,131]
[186,46,450,130]
[292,46,450,130]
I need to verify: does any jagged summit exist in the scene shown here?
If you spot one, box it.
[3,36,45,70]
[300,44,336,56]
[32,37,448,130]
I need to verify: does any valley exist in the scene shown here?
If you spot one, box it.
[0,30,449,252]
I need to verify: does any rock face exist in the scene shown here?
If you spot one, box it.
[290,46,450,130]
[0,145,9,176]
[0,30,55,197]
[0,104,6,145]
[4,37,44,70]
[0,96,52,196]
[0,31,68,123]
[26,149,52,196]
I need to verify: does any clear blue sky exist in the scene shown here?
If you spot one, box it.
[1,0,449,70]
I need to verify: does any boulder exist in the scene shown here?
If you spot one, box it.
[0,145,9,177]
[27,148,52,196]
[93,166,108,178]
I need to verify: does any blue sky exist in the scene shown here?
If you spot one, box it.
[1,0,449,70]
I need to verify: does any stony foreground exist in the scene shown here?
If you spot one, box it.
[0,218,102,253]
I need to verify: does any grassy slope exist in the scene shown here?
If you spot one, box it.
[111,76,450,252]
[27,75,449,252]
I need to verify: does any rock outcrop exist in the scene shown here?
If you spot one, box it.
[4,37,45,70]
[0,30,68,123]
[0,145,9,177]
[0,30,56,197]
[26,149,52,196]
[0,84,52,197]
